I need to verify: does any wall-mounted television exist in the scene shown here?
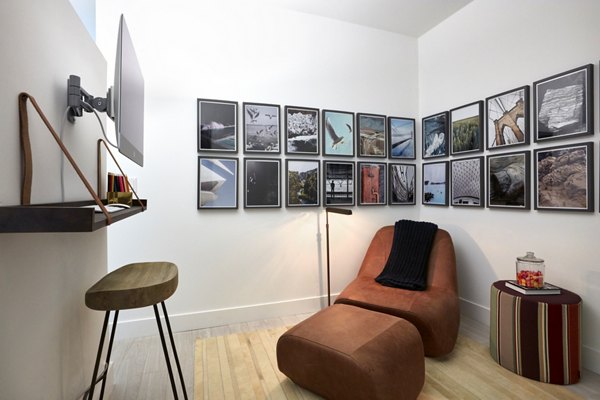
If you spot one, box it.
[67,14,145,167]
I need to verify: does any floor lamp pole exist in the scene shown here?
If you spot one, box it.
[325,207,352,307]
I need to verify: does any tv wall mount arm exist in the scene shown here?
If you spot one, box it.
[67,75,112,122]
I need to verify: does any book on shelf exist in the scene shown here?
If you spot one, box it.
[505,280,561,295]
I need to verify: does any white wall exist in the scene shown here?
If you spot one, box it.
[0,0,109,398]
[419,0,600,373]
[96,0,420,337]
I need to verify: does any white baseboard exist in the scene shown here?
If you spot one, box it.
[459,297,490,326]
[583,344,600,375]
[113,294,331,340]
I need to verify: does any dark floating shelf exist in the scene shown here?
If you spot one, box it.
[0,199,147,233]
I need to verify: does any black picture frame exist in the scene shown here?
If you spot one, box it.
[486,86,530,150]
[422,161,449,206]
[534,142,594,212]
[197,98,238,153]
[388,117,416,159]
[244,158,281,208]
[284,106,319,155]
[323,160,355,206]
[450,156,484,207]
[487,151,530,210]
[389,163,416,205]
[286,159,320,207]
[422,112,448,159]
[242,102,281,154]
[358,162,387,205]
[197,157,238,209]
[322,109,355,157]
[533,64,594,142]
[450,101,483,155]
[357,113,386,158]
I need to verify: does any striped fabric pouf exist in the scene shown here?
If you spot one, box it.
[489,280,581,384]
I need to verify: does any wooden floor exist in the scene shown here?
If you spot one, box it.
[107,313,600,399]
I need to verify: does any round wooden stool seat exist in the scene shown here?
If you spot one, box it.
[86,261,178,311]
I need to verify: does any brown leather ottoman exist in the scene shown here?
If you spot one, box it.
[276,304,424,400]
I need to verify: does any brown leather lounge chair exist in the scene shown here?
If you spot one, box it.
[335,225,459,357]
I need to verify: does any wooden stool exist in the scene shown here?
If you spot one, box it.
[85,262,187,399]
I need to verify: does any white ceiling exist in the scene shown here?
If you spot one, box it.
[273,0,473,37]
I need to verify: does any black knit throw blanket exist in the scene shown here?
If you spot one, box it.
[375,220,438,291]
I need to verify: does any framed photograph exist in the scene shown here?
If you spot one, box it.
[197,157,238,209]
[322,109,354,157]
[534,142,593,212]
[284,106,319,155]
[450,101,483,155]
[286,159,320,207]
[388,117,416,159]
[389,163,416,205]
[487,151,530,209]
[486,86,530,150]
[243,102,281,153]
[357,113,386,158]
[422,112,448,159]
[422,161,449,206]
[358,162,386,205]
[450,157,484,207]
[197,98,237,152]
[244,158,281,208]
[323,161,354,206]
[534,64,594,142]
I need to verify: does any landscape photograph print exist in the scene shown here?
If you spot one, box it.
[324,161,354,205]
[450,101,483,155]
[322,110,354,157]
[450,157,483,207]
[422,161,448,206]
[357,113,386,158]
[422,112,448,158]
[534,142,593,212]
[389,163,415,205]
[285,106,319,155]
[286,160,319,207]
[534,64,593,142]
[197,98,237,152]
[388,117,415,159]
[486,86,529,150]
[487,151,530,209]
[243,102,280,153]
[197,157,238,209]
[244,158,281,208]
[358,162,386,205]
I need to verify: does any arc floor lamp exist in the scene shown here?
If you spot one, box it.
[325,207,353,306]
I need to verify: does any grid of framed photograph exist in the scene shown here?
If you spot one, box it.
[357,113,386,158]
[285,159,320,207]
[450,157,483,207]
[389,163,416,205]
[322,109,354,157]
[244,158,281,208]
[358,162,386,205]
[323,161,355,206]
[486,86,530,150]
[450,101,483,155]
[285,106,319,155]
[388,117,415,159]
[197,99,238,152]
[243,102,281,154]
[487,151,530,209]
[197,157,238,209]
[533,64,594,143]
[422,112,448,159]
[534,142,594,212]
[422,161,448,206]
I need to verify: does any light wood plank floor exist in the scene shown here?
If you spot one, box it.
[106,313,600,400]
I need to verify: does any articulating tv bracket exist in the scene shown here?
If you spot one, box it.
[67,75,111,122]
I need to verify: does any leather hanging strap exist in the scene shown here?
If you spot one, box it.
[17,92,112,224]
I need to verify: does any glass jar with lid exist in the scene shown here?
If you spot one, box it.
[516,252,545,288]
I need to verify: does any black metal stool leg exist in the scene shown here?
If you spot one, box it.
[98,310,119,400]
[154,304,178,400]
[88,311,110,400]
[161,301,188,400]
